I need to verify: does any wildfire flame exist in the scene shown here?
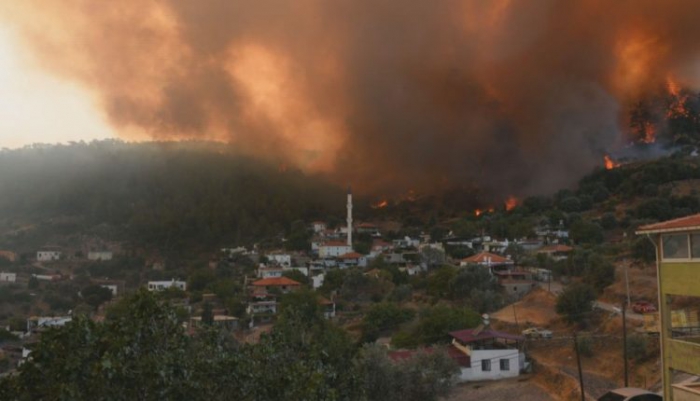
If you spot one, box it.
[604,154,620,170]
[371,200,389,209]
[504,196,519,211]
[641,122,656,144]
[474,207,495,217]
[666,76,690,119]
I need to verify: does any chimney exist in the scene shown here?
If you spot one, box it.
[346,186,353,248]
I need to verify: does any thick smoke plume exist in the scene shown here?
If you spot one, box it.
[3,1,700,199]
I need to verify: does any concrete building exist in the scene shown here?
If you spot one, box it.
[37,249,61,262]
[637,214,700,400]
[88,251,113,261]
[147,280,186,292]
[319,241,352,258]
[0,272,16,283]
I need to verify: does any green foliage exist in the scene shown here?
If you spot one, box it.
[575,333,594,358]
[582,257,616,292]
[626,333,651,362]
[282,269,308,286]
[0,142,344,253]
[0,289,366,401]
[449,265,498,301]
[570,221,604,244]
[357,344,458,401]
[393,305,480,347]
[201,301,214,326]
[81,284,113,309]
[0,328,19,343]
[362,303,416,341]
[556,283,596,324]
[340,270,392,303]
[426,266,457,298]
[27,276,39,290]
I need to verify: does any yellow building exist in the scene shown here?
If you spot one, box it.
[637,214,700,400]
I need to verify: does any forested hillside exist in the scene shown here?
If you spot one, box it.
[0,141,345,252]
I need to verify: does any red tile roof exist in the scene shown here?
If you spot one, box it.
[322,241,351,247]
[538,244,574,253]
[462,252,512,265]
[636,213,700,234]
[251,277,301,287]
[449,328,523,343]
[338,252,363,259]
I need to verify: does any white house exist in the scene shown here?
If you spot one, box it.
[311,221,327,233]
[27,316,72,332]
[100,284,118,296]
[257,266,284,279]
[312,273,325,289]
[0,272,16,283]
[247,301,277,315]
[267,253,292,267]
[448,326,527,382]
[147,279,187,292]
[88,251,113,261]
[37,250,61,262]
[319,241,352,258]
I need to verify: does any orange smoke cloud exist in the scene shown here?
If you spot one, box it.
[4,1,700,197]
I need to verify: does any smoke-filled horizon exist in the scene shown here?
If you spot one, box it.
[3,0,700,198]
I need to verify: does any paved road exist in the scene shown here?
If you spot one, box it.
[594,301,644,321]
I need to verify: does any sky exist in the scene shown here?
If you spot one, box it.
[0,24,113,148]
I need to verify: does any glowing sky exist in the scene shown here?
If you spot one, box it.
[0,25,113,148]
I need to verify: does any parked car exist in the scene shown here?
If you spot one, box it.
[521,327,553,339]
[631,301,657,314]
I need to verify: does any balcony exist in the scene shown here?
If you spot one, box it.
[669,338,700,375]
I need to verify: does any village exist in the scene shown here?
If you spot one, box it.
[1,185,692,401]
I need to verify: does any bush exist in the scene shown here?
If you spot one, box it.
[362,303,416,341]
[576,333,594,357]
[626,334,650,362]
[556,283,596,324]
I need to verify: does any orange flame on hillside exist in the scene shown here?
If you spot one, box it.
[666,76,690,118]
[474,207,495,217]
[604,154,620,170]
[641,122,656,144]
[504,196,519,211]
[371,199,389,209]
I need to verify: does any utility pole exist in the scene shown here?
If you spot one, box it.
[622,302,629,387]
[574,333,586,401]
[512,303,519,326]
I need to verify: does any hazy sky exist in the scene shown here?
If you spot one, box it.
[0,25,113,148]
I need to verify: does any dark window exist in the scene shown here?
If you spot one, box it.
[499,359,510,371]
[481,359,491,371]
[692,234,700,259]
[663,234,689,259]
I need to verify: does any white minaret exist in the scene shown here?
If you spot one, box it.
[346,186,353,247]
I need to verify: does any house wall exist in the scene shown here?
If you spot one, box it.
[319,245,352,258]
[0,272,16,282]
[147,281,187,291]
[88,251,113,261]
[457,349,521,382]
[37,251,61,262]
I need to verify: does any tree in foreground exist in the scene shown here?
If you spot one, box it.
[0,289,459,401]
[555,282,596,324]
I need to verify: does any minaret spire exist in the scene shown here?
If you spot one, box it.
[346,186,353,248]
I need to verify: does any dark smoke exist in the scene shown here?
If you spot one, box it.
[4,0,700,199]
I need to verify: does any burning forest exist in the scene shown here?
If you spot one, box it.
[3,1,700,200]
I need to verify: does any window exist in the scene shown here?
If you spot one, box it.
[692,234,700,259]
[500,359,510,371]
[663,234,689,259]
[481,359,491,371]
